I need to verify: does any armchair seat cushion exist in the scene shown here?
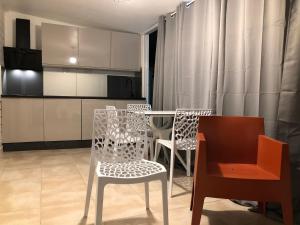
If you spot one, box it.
[207,162,280,180]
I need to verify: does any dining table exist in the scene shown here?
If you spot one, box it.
[143,110,176,142]
[144,110,176,117]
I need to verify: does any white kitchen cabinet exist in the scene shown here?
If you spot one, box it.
[78,28,111,68]
[2,98,44,143]
[110,31,141,71]
[42,23,79,66]
[44,99,81,141]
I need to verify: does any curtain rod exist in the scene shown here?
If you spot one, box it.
[170,0,195,17]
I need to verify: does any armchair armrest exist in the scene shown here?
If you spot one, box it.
[257,135,288,178]
[197,132,206,142]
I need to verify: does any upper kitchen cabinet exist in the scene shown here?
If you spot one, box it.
[78,28,111,68]
[111,31,141,71]
[42,23,78,67]
[41,23,141,71]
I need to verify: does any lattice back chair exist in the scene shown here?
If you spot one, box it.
[127,104,152,126]
[84,109,169,225]
[154,109,214,197]
[127,104,154,159]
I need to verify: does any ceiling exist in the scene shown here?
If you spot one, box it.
[1,0,183,33]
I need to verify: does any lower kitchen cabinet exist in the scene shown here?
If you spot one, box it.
[1,97,147,145]
[81,99,116,140]
[44,99,81,141]
[2,98,44,143]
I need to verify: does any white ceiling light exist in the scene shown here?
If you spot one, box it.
[69,57,77,64]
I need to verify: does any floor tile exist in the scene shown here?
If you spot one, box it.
[42,174,86,192]
[72,153,91,165]
[0,148,285,225]
[42,164,79,178]
[76,163,91,183]
[41,190,87,207]
[41,154,75,167]
[0,178,41,194]
[5,156,42,169]
[0,192,40,213]
[41,201,95,225]
[0,167,41,181]
[0,209,40,225]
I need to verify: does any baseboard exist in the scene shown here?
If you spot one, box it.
[2,140,92,152]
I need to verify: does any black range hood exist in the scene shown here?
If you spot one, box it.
[3,18,42,71]
[4,47,42,71]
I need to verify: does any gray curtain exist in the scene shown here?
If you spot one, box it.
[277,0,300,220]
[153,16,165,111]
[153,15,177,111]
[153,0,300,222]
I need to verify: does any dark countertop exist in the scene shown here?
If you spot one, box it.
[1,95,146,100]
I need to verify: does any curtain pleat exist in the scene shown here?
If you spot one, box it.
[153,16,165,111]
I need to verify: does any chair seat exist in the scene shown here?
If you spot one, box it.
[96,159,166,179]
[156,138,196,150]
[207,163,280,180]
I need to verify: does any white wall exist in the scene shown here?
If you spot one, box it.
[4,11,77,49]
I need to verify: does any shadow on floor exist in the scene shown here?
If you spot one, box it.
[79,210,157,225]
[202,209,282,225]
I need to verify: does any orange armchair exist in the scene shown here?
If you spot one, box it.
[191,116,293,225]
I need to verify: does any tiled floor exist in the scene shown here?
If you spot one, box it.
[0,148,282,225]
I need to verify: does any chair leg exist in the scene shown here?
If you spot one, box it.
[149,140,154,160]
[186,150,191,177]
[163,146,170,163]
[161,174,169,225]
[95,178,106,225]
[169,146,175,198]
[84,155,96,217]
[145,182,150,209]
[281,198,294,225]
[154,141,161,161]
[257,201,267,215]
[190,180,194,211]
[191,195,205,225]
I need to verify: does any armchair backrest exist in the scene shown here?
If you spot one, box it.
[198,116,264,164]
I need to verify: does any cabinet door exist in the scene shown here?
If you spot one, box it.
[111,32,141,71]
[2,98,44,143]
[44,99,81,141]
[42,23,78,66]
[81,99,117,140]
[78,28,111,69]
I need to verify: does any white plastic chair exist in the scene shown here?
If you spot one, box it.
[84,109,169,225]
[154,109,213,197]
[127,104,154,159]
